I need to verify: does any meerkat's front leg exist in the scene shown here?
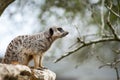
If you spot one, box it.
[33,53,45,70]
[39,53,47,69]
[33,54,40,69]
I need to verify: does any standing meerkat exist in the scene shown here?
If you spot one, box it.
[2,26,69,69]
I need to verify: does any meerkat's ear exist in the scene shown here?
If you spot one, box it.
[49,28,54,36]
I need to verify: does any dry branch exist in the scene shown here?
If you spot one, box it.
[55,3,120,63]
[99,58,120,80]
[106,20,118,39]
[55,37,120,63]
[105,5,120,19]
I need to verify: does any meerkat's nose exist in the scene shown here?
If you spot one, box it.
[66,31,69,35]
[64,31,69,36]
[61,31,69,37]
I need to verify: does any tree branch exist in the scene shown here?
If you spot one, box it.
[101,0,105,34]
[0,0,15,16]
[55,18,120,63]
[105,5,120,19]
[99,63,120,80]
[106,20,118,39]
[99,58,120,80]
[55,38,120,63]
[115,67,120,80]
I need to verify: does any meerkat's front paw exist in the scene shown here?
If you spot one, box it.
[42,66,48,69]
[29,66,34,69]
[36,66,48,70]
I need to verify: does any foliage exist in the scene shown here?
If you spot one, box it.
[40,0,120,25]
[40,1,120,79]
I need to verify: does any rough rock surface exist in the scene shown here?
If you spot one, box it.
[0,63,56,80]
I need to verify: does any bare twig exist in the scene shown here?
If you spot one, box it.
[99,63,112,69]
[114,59,120,66]
[99,61,120,80]
[68,40,79,49]
[90,5,101,28]
[101,0,105,34]
[107,1,112,21]
[55,38,120,63]
[98,49,120,80]
[68,37,84,49]
[99,60,119,69]
[106,20,118,39]
[105,5,120,19]
[99,62,120,80]
[106,2,118,39]
[115,67,119,80]
[117,0,120,15]
[74,26,86,44]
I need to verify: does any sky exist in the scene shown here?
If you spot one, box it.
[0,1,40,57]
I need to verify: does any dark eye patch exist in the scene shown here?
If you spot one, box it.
[57,28,64,32]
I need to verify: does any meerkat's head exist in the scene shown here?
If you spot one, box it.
[49,26,69,40]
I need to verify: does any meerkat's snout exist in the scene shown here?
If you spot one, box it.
[50,27,69,39]
[55,27,69,37]
[61,31,69,37]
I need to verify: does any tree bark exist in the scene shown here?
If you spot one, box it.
[0,0,15,16]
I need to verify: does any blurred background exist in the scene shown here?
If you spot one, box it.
[0,0,120,80]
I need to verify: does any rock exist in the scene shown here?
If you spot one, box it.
[0,63,56,80]
[32,69,56,80]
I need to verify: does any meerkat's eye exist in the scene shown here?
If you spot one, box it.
[57,28,64,32]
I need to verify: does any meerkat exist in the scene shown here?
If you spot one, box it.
[2,26,69,69]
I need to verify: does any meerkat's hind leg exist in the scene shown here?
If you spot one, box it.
[19,54,32,66]
[11,61,20,65]
[27,55,34,69]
